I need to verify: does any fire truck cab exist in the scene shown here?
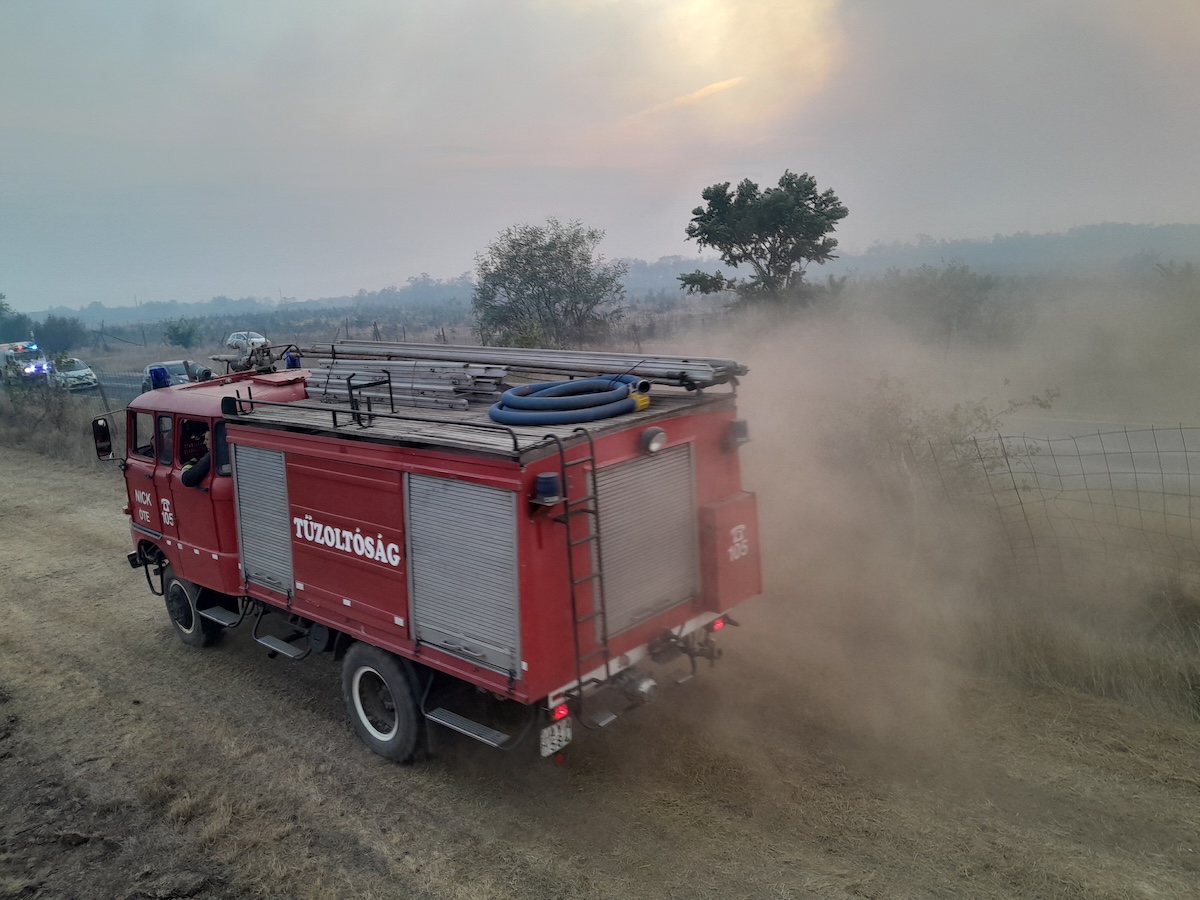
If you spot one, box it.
[94,342,761,762]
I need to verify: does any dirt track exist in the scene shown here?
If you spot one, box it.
[1,447,1198,899]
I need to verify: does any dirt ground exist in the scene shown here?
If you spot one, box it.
[1,447,1198,900]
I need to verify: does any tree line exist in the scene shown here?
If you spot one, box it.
[7,168,1199,354]
[0,294,90,353]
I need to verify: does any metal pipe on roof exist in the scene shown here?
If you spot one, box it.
[301,341,746,387]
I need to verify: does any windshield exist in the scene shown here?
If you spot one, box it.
[63,358,85,371]
[159,362,189,376]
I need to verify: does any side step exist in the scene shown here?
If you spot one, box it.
[425,707,510,748]
[255,634,308,660]
[197,605,240,627]
[586,708,618,728]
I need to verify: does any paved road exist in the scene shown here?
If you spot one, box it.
[92,370,144,407]
[985,417,1200,496]
[1000,416,1159,441]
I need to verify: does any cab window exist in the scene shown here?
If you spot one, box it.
[156,415,174,466]
[214,422,231,476]
[131,412,155,458]
[179,418,210,465]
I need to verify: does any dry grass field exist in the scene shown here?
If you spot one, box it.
[3,309,1200,899]
[1,443,1198,899]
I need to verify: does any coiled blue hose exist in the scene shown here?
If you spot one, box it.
[488,375,650,425]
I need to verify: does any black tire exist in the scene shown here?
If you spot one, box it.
[163,566,221,647]
[341,643,419,762]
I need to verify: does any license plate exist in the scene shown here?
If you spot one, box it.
[539,718,573,757]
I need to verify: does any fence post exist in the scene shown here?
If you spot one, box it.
[1182,424,1198,547]
[999,432,1042,577]
[96,381,111,414]
[974,436,1018,562]
[1151,426,1173,572]
[1128,428,1148,550]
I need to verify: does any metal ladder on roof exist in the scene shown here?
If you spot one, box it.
[549,428,616,726]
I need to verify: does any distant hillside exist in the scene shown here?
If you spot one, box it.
[619,224,1200,292]
[40,274,477,327]
[29,223,1200,324]
[36,262,718,325]
[829,223,1200,277]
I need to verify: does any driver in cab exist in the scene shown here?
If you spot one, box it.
[180,421,211,488]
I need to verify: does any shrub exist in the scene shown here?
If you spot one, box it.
[0,381,112,466]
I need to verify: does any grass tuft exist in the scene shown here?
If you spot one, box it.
[970,576,1200,722]
[0,381,115,466]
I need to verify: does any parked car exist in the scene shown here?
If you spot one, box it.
[141,359,209,393]
[224,331,268,351]
[54,357,99,391]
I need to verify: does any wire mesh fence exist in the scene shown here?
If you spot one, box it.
[90,369,144,408]
[905,426,1200,591]
[39,369,142,460]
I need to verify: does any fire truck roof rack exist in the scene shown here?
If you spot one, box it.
[302,341,747,389]
[222,393,530,454]
[220,384,730,461]
[311,357,505,411]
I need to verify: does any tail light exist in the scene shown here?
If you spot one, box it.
[706,614,738,633]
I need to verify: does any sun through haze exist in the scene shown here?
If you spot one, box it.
[1,0,1197,309]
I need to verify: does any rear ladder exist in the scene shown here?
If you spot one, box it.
[549,429,616,726]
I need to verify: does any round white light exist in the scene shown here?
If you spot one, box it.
[640,427,667,453]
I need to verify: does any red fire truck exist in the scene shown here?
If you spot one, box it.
[93,342,761,761]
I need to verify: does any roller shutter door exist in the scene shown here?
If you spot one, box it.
[595,444,698,634]
[232,445,294,594]
[405,474,520,674]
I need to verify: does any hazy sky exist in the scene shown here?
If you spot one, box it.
[3,0,1198,311]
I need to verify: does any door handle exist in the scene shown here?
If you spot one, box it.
[442,641,486,659]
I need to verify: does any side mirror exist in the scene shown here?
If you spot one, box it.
[92,417,114,461]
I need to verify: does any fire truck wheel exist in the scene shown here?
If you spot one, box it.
[341,644,419,762]
[163,567,221,648]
